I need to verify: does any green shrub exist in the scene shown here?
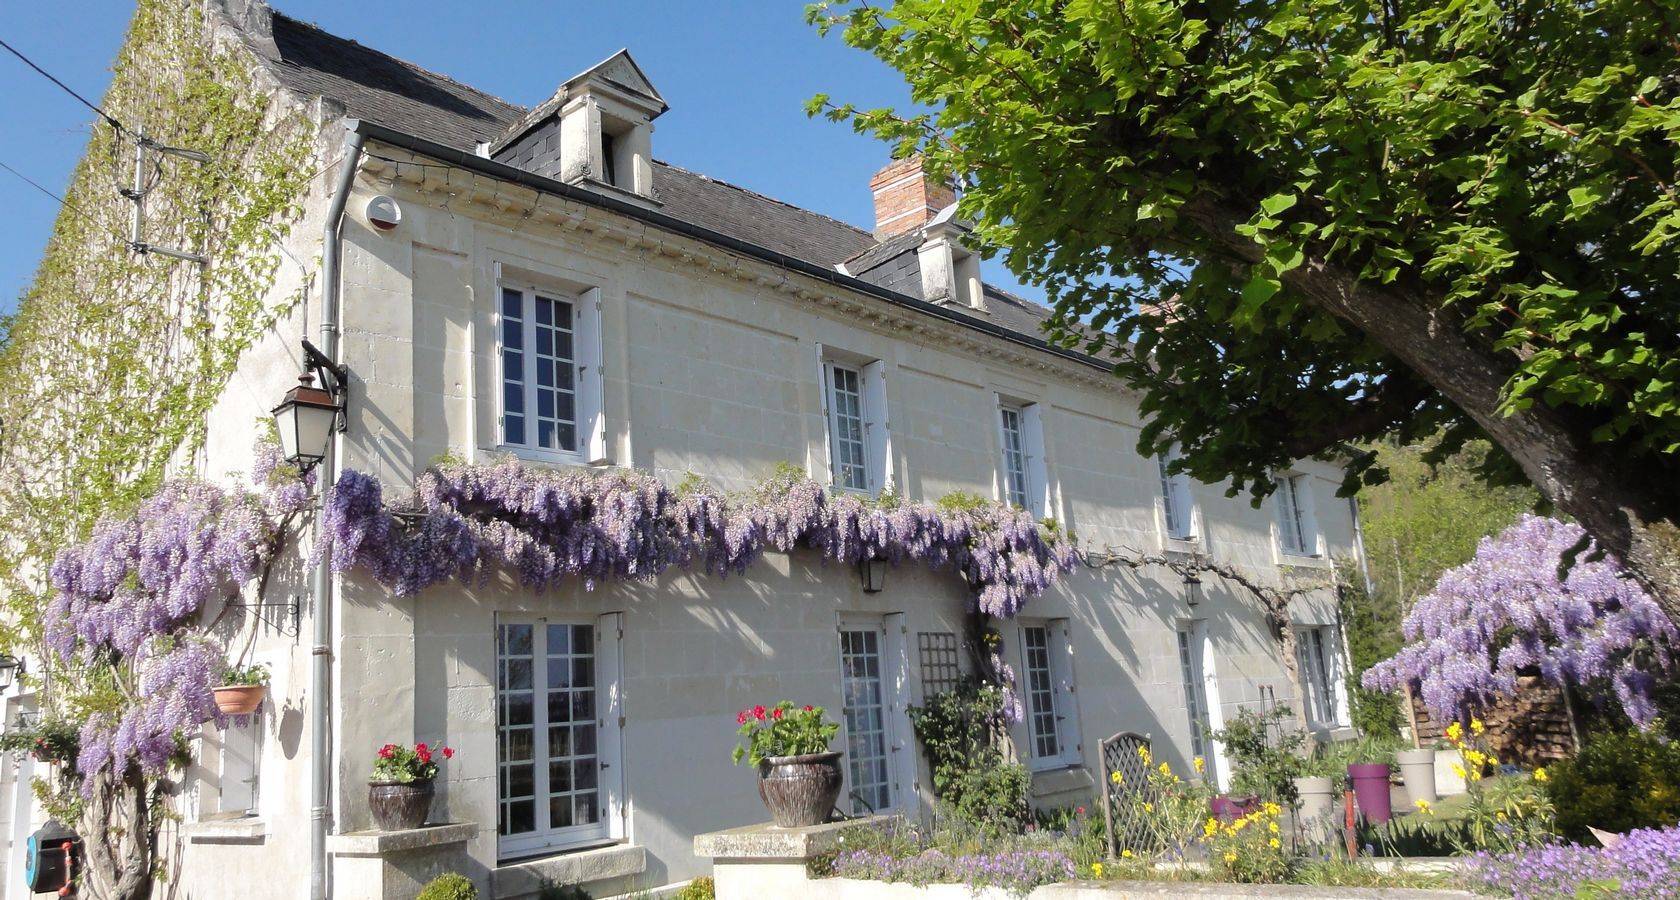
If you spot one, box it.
[672,876,714,900]
[1546,729,1680,843]
[907,680,1030,833]
[416,873,477,900]
[1212,706,1304,807]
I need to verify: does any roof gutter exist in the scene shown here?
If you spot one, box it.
[342,119,1109,374]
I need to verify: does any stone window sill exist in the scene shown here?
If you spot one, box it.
[492,842,645,898]
[1029,763,1093,798]
[182,814,267,845]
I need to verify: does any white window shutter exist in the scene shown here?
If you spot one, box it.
[1297,476,1321,556]
[220,719,261,815]
[883,613,917,813]
[1051,619,1082,765]
[1021,403,1048,518]
[578,287,608,464]
[861,360,891,493]
[814,344,833,484]
[596,612,627,839]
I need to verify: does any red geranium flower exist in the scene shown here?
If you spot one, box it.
[803,705,814,712]
[752,705,766,721]
[416,743,432,764]
[737,710,749,725]
[441,747,455,760]
[377,743,396,759]
[771,707,784,720]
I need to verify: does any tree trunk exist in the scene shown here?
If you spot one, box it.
[1186,199,1680,625]
[78,765,154,900]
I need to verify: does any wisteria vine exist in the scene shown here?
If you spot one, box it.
[323,457,1076,617]
[1363,515,1677,728]
[45,447,311,787]
[47,453,1074,784]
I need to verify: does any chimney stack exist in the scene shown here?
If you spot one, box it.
[869,156,956,239]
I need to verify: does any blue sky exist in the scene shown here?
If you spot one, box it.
[0,0,1044,317]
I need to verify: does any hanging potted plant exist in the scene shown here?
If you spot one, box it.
[733,702,841,828]
[368,742,454,831]
[212,663,270,715]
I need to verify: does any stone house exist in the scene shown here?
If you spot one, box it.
[0,2,1367,898]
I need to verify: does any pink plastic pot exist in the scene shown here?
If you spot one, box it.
[1209,794,1259,822]
[1348,763,1394,823]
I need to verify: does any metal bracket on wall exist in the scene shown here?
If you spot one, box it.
[231,596,301,637]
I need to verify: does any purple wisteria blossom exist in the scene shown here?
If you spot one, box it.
[1465,826,1680,898]
[1363,515,1677,727]
[322,456,1078,618]
[829,847,1076,896]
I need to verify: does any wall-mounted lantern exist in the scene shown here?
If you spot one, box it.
[0,654,25,691]
[1184,570,1204,607]
[860,556,888,594]
[272,339,348,472]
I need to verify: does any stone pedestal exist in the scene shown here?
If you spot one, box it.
[327,822,478,900]
[693,817,892,900]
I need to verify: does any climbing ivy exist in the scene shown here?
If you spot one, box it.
[0,0,315,692]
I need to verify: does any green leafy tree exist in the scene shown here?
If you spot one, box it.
[808,0,1680,624]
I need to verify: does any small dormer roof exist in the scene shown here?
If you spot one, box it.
[489,49,666,154]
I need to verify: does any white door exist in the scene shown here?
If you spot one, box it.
[1178,622,1228,788]
[838,621,896,814]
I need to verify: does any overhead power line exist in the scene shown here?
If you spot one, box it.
[0,158,133,248]
[0,35,124,133]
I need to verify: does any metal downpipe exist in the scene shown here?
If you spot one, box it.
[311,123,365,900]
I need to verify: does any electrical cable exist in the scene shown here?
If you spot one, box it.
[0,157,133,247]
[0,35,125,134]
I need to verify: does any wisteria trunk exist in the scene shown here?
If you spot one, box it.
[77,764,156,900]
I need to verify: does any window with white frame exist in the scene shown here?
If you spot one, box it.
[1158,452,1195,542]
[996,398,1047,516]
[838,623,896,813]
[1019,621,1081,769]
[497,281,605,463]
[207,719,261,818]
[1295,625,1346,728]
[495,617,622,859]
[1274,473,1318,556]
[820,353,890,494]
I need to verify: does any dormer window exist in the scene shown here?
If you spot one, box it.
[490,50,666,203]
[916,206,986,312]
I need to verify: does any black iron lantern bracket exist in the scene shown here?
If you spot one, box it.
[301,338,350,433]
[229,595,302,637]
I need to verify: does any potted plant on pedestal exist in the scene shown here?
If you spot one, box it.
[733,701,841,828]
[212,663,270,715]
[368,742,454,831]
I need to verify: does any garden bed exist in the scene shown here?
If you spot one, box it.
[817,877,1472,899]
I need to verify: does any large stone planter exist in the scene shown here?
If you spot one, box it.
[1397,748,1438,805]
[368,779,435,831]
[1293,776,1337,842]
[757,751,842,828]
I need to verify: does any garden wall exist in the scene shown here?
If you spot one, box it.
[1408,675,1577,765]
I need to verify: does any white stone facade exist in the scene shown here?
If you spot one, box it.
[154,133,1365,899]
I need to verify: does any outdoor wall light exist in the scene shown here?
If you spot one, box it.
[272,339,348,472]
[0,654,26,691]
[1184,570,1204,607]
[860,556,888,594]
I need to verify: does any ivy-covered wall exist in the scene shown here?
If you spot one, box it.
[0,0,317,661]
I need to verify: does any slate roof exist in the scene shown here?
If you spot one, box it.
[258,10,1052,339]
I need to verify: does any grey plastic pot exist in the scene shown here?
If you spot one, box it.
[1396,748,1438,805]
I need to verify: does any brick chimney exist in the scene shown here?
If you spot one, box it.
[869,156,956,239]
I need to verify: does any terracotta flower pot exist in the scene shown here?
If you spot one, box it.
[757,751,842,828]
[212,684,267,716]
[368,779,435,831]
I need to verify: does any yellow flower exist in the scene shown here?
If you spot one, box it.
[1496,811,1508,822]
[1446,722,1463,742]
[1204,820,1219,837]
[1158,761,1172,777]
[1269,838,1281,849]
[1471,718,1486,735]
[1143,802,1154,812]
[1138,746,1152,764]
[1092,862,1106,877]
[1452,763,1468,779]
[1223,852,1238,864]
[1121,849,1134,859]
[1534,767,1549,783]
[1268,821,1280,834]
[1264,802,1282,816]
[1110,770,1124,785]
[1414,799,1433,815]
[1193,756,1206,774]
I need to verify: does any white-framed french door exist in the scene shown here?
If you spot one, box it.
[495,614,624,860]
[1176,620,1229,789]
[837,616,903,815]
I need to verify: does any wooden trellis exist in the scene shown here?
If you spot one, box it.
[1099,731,1156,858]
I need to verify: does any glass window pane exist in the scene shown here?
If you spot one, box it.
[507,799,534,835]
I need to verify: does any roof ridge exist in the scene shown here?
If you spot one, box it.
[269,11,527,117]
[652,159,876,243]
